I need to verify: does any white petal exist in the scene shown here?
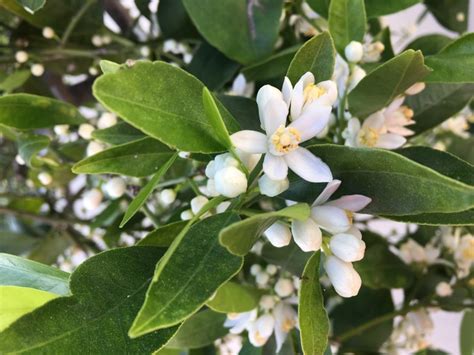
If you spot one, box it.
[273,302,297,352]
[385,96,404,116]
[346,225,362,239]
[387,125,415,137]
[311,205,350,234]
[258,174,289,197]
[330,233,366,262]
[282,77,293,106]
[230,130,268,154]
[284,147,332,183]
[256,85,283,130]
[261,97,289,136]
[256,314,275,337]
[291,219,322,252]
[290,72,314,119]
[363,111,385,130]
[324,256,362,297]
[264,222,291,248]
[314,80,338,107]
[326,194,372,212]
[313,179,341,206]
[376,133,406,149]
[289,104,331,142]
[263,154,288,180]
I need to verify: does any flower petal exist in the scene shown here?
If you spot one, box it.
[230,130,267,154]
[385,96,404,116]
[326,194,372,212]
[330,233,366,262]
[313,179,341,206]
[324,255,361,297]
[263,154,288,180]
[256,85,283,130]
[261,97,289,136]
[290,72,314,120]
[282,77,293,106]
[264,222,291,248]
[376,133,406,149]
[291,219,322,252]
[284,147,332,183]
[363,111,385,130]
[289,104,331,142]
[311,205,350,234]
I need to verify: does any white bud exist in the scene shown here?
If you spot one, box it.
[30,63,45,77]
[329,233,366,262]
[456,12,465,22]
[324,255,361,298]
[347,66,366,92]
[405,82,426,96]
[97,112,117,129]
[140,46,151,57]
[274,278,294,298]
[82,188,103,210]
[250,264,262,276]
[103,177,126,199]
[190,195,209,215]
[180,209,194,221]
[53,124,69,136]
[78,123,95,140]
[101,35,112,45]
[214,166,247,198]
[15,51,29,63]
[255,314,275,338]
[88,67,99,76]
[259,295,276,311]
[344,41,364,63]
[91,35,103,47]
[38,172,52,186]
[264,222,291,248]
[258,175,289,197]
[266,264,278,275]
[42,27,55,39]
[205,160,217,178]
[206,179,220,197]
[160,189,176,205]
[435,282,453,297]
[255,271,270,286]
[216,201,231,214]
[86,141,104,156]
[15,154,25,165]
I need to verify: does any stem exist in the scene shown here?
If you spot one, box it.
[61,0,96,46]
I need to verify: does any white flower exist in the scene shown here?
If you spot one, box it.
[435,281,453,297]
[190,195,209,215]
[258,174,289,197]
[329,230,366,262]
[103,177,126,199]
[53,124,69,136]
[399,239,440,265]
[332,55,350,98]
[454,234,474,275]
[31,64,45,77]
[405,82,425,96]
[259,295,276,311]
[255,271,270,287]
[42,27,55,39]
[97,112,117,129]
[180,209,193,221]
[265,264,278,275]
[82,189,103,211]
[274,278,294,298]
[264,222,292,247]
[86,141,105,156]
[441,114,470,139]
[214,166,247,198]
[362,41,385,63]
[91,35,103,47]
[345,41,364,63]
[38,172,52,186]
[231,73,334,183]
[383,97,415,136]
[324,255,362,298]
[215,334,243,355]
[347,66,366,92]
[225,309,258,334]
[229,74,255,97]
[15,51,28,63]
[273,301,298,352]
[159,189,176,205]
[78,123,95,140]
[250,264,262,276]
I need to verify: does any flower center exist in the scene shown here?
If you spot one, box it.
[358,127,379,147]
[269,125,301,156]
[281,318,296,332]
[400,106,414,121]
[345,210,354,224]
[303,83,326,105]
[462,240,474,260]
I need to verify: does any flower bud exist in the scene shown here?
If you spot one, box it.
[348,66,366,92]
[266,264,278,275]
[259,295,276,310]
[86,141,105,156]
[53,124,69,136]
[190,195,209,215]
[255,314,275,337]
[78,123,95,140]
[255,271,270,287]
[103,177,126,199]
[15,154,25,165]
[91,35,103,47]
[15,51,29,64]
[38,172,52,186]
[250,264,262,276]
[329,233,366,262]
[405,82,426,96]
[258,175,289,197]
[82,188,103,210]
[180,209,193,220]
[435,281,453,297]
[324,255,361,298]
[344,41,364,63]
[42,27,55,39]
[264,222,291,248]
[214,166,247,198]
[97,112,117,129]
[31,63,45,77]
[160,189,176,205]
[274,278,294,298]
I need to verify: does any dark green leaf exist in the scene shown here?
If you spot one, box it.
[385,209,474,226]
[138,221,188,247]
[202,87,232,149]
[17,133,49,167]
[134,0,151,19]
[299,252,329,355]
[207,281,260,313]
[157,0,197,39]
[425,0,469,33]
[286,32,336,84]
[261,242,311,275]
[364,0,420,17]
[307,0,330,18]
[15,0,45,13]
[404,34,453,56]
[91,122,145,145]
[242,46,298,82]
[217,94,261,131]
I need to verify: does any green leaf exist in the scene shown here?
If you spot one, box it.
[405,34,453,56]
[217,94,261,131]
[91,121,145,145]
[354,233,414,289]
[207,281,260,313]
[167,310,227,349]
[72,137,174,177]
[138,221,188,247]
[0,253,69,296]
[0,286,57,332]
[0,70,30,93]
[15,0,45,13]
[286,32,336,84]
[242,46,298,82]
[157,0,197,39]
[202,87,232,149]
[17,133,49,167]
[219,204,311,256]
[425,33,474,83]
[0,247,178,353]
[385,209,474,226]
[285,144,474,215]
[120,153,178,227]
[99,59,121,74]
[307,0,330,18]
[0,94,85,129]
[182,0,284,64]
[261,242,311,275]
[406,83,474,135]
[130,213,243,337]
[328,0,366,55]
[299,252,329,355]
[460,310,474,355]
[425,0,469,33]
[93,61,239,153]
[364,0,420,17]
[348,50,431,118]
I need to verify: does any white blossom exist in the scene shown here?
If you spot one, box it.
[345,41,364,63]
[324,255,362,298]
[103,177,126,199]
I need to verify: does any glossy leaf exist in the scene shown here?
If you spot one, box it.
[72,137,174,177]
[0,286,57,332]
[217,94,261,131]
[425,0,469,34]
[261,242,311,275]
[307,0,330,18]
[0,247,178,353]
[91,121,145,145]
[93,61,239,153]
[364,0,420,17]
[349,50,431,118]
[242,46,298,82]
[0,253,69,296]
[425,33,474,83]
[0,94,85,129]
[202,87,232,148]
[384,209,474,226]
[219,204,311,256]
[17,134,49,167]
[130,213,243,337]
[182,0,284,64]
[0,70,30,93]
[328,0,366,55]
[138,221,188,247]
[157,0,197,39]
[207,281,260,313]
[120,153,178,227]
[405,34,453,56]
[286,32,336,84]
[299,252,329,355]
[167,310,227,349]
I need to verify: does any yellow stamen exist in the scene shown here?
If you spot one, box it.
[345,210,354,224]
[282,318,296,332]
[358,127,379,147]
[270,126,301,154]
[303,83,326,105]
[401,106,414,120]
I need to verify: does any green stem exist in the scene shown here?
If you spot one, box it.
[61,0,96,46]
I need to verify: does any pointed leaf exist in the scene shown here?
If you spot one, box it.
[202,87,232,148]
[138,221,188,247]
[207,281,260,313]
[91,121,145,145]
